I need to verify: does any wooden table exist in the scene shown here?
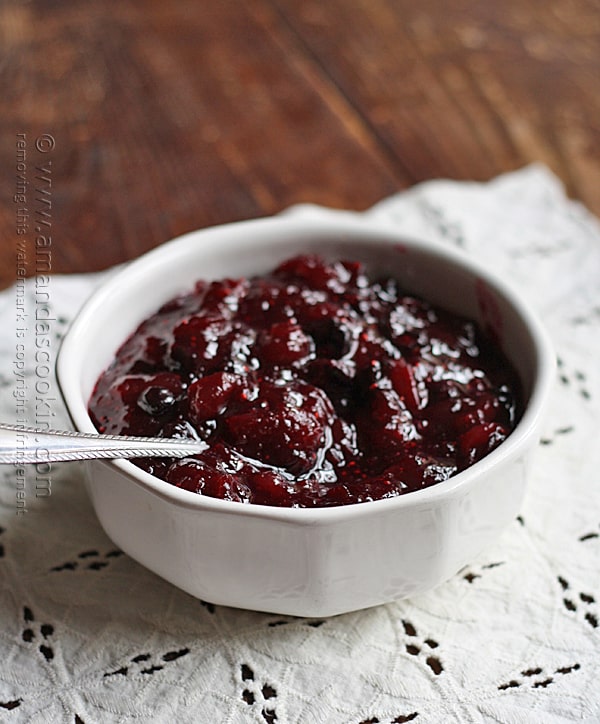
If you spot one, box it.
[1,0,599,289]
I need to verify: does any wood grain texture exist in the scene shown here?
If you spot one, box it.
[1,0,599,289]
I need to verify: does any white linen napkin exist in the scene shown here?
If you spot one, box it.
[1,164,598,723]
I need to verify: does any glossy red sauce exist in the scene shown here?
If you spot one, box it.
[89,254,521,507]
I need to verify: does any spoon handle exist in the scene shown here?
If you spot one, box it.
[0,423,207,464]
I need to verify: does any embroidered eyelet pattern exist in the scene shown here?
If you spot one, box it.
[0,699,22,711]
[558,576,598,629]
[498,663,580,691]
[358,713,419,723]
[556,358,591,401]
[50,548,123,572]
[539,425,575,446]
[416,198,466,247]
[401,619,443,675]
[200,600,216,613]
[267,618,325,628]
[104,648,190,678]
[460,560,505,584]
[21,606,55,662]
[579,524,600,542]
[540,358,591,445]
[240,663,278,723]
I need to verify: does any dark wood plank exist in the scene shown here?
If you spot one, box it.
[0,0,404,289]
[272,0,600,211]
[1,0,600,291]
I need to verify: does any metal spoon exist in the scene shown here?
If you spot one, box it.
[0,422,207,464]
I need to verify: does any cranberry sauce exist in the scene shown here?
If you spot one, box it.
[89,254,521,507]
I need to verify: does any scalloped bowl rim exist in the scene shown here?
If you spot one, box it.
[56,213,555,525]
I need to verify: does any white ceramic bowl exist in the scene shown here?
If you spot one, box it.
[57,213,555,617]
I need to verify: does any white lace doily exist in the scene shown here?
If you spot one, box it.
[1,165,598,723]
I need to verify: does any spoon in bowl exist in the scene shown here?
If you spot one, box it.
[0,422,207,464]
